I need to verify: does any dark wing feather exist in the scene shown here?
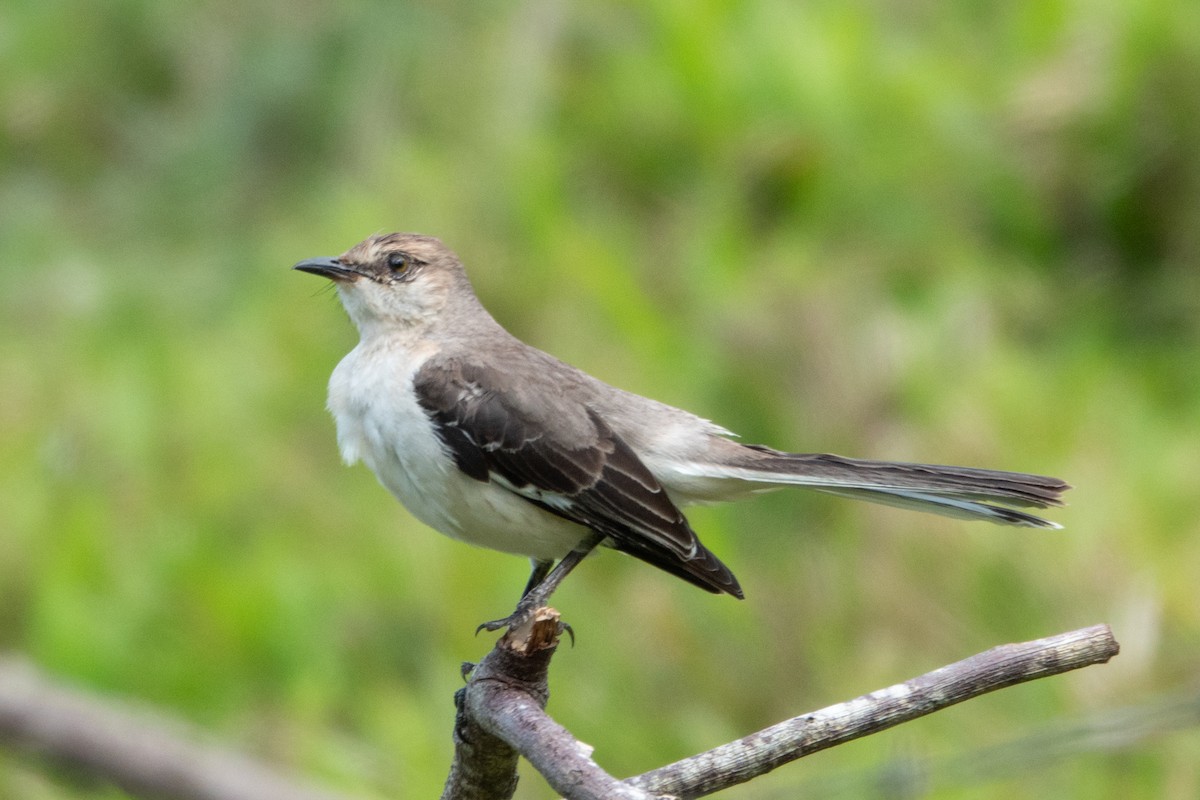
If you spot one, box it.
[414,358,742,597]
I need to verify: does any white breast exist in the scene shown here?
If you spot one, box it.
[327,338,588,561]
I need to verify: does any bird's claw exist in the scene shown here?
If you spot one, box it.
[474,603,531,636]
[474,615,515,636]
[474,604,575,645]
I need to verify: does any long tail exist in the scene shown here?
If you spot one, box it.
[713,445,1070,529]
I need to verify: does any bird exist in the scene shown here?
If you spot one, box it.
[294,233,1068,629]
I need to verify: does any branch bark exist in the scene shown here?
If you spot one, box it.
[628,624,1120,798]
[441,607,660,800]
[790,686,1200,796]
[449,622,1119,800]
[0,656,351,800]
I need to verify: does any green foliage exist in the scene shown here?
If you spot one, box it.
[2,1,1199,797]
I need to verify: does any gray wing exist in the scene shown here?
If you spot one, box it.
[413,358,742,597]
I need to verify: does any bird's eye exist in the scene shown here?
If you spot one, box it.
[387,252,409,273]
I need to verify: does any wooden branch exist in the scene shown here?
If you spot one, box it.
[0,656,352,800]
[444,608,661,800]
[439,684,520,800]
[448,614,1117,800]
[627,624,1120,798]
[790,686,1200,795]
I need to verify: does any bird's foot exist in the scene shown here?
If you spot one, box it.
[476,602,574,645]
[476,592,535,635]
[476,537,601,643]
[475,612,519,636]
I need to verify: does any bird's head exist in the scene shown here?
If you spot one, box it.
[294,233,476,336]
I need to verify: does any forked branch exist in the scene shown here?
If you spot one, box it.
[447,622,1119,800]
[629,624,1119,797]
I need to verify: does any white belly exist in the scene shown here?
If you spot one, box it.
[327,340,589,561]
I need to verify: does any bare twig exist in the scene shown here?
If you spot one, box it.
[449,615,1117,800]
[0,656,351,800]
[444,608,661,800]
[777,686,1200,797]
[627,624,1120,798]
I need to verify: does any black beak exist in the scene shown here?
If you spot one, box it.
[292,256,359,281]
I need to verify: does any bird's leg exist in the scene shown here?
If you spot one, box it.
[478,533,605,634]
[516,534,602,609]
[522,558,554,598]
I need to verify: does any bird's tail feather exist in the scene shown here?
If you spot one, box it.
[713,447,1070,529]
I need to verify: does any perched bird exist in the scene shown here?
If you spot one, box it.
[295,234,1068,627]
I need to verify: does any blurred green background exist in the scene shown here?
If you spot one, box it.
[2,0,1199,797]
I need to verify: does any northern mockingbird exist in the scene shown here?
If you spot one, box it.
[295,233,1068,628]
